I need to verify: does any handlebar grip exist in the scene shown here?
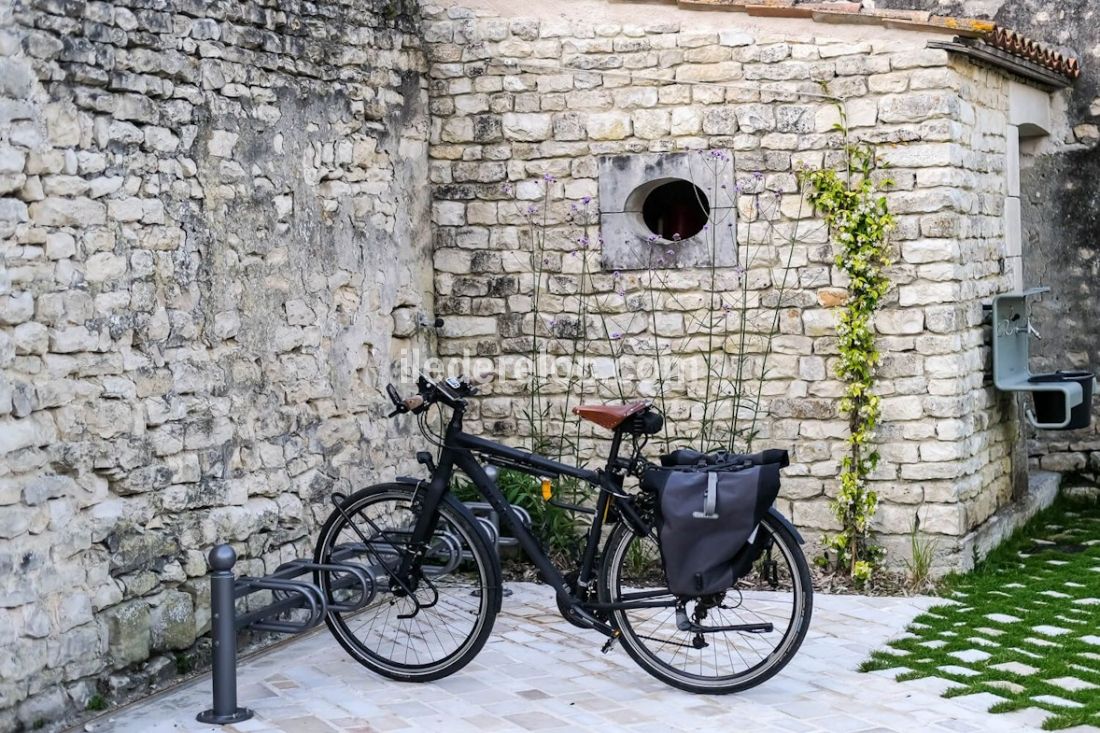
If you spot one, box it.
[403,395,424,411]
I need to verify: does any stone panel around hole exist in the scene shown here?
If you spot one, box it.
[598,150,736,270]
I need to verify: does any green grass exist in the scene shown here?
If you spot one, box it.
[861,494,1100,730]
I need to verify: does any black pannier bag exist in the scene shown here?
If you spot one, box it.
[641,449,789,596]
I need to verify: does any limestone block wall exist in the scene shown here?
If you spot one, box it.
[882,0,1100,486]
[0,0,430,728]
[425,0,1018,571]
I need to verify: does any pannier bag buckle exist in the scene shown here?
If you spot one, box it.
[692,473,720,520]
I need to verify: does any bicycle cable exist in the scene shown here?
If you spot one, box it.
[417,405,447,450]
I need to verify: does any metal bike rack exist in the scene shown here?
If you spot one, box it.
[464,502,532,597]
[196,495,532,724]
[464,502,532,556]
[195,544,376,725]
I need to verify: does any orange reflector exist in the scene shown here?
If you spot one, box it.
[541,478,552,501]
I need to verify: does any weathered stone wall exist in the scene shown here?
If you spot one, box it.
[880,0,1100,479]
[425,0,1018,571]
[0,0,430,728]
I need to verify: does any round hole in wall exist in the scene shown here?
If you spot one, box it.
[641,179,710,242]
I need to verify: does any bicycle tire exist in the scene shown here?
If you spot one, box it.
[599,512,813,694]
[314,483,501,682]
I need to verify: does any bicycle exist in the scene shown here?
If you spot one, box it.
[312,374,813,694]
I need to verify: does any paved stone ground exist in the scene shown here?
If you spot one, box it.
[89,584,1081,733]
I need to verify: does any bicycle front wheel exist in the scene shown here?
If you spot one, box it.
[599,513,812,693]
[314,483,501,682]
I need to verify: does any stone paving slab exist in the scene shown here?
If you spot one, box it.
[89,584,1064,733]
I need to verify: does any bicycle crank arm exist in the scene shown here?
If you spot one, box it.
[675,607,773,634]
[566,602,621,641]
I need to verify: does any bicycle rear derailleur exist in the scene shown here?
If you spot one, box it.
[675,597,774,648]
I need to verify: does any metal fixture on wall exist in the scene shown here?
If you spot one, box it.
[991,287,1096,430]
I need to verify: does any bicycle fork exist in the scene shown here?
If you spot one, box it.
[327,491,434,619]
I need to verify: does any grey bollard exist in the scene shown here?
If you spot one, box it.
[196,544,254,725]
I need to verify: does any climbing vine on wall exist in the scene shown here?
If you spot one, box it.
[801,115,894,583]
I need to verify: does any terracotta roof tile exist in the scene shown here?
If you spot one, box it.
[986,26,1080,79]
[745,4,815,19]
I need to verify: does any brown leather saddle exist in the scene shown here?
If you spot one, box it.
[572,401,649,430]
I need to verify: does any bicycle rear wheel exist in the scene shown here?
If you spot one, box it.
[314,483,501,682]
[599,513,812,693]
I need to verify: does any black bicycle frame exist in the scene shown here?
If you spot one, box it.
[401,403,671,623]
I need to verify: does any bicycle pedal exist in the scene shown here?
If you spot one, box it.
[600,632,620,655]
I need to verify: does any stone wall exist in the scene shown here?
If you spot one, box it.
[880,0,1100,480]
[425,0,1019,571]
[0,0,430,728]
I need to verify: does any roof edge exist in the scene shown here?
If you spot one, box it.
[664,0,1080,81]
[928,39,1073,91]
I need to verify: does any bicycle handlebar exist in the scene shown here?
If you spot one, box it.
[386,374,480,418]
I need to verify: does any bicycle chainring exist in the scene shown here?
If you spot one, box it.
[556,571,604,629]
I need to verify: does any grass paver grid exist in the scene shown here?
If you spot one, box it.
[863,497,1100,731]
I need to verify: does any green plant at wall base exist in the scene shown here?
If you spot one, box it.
[85,694,108,712]
[174,652,193,675]
[801,117,894,583]
[905,519,938,592]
